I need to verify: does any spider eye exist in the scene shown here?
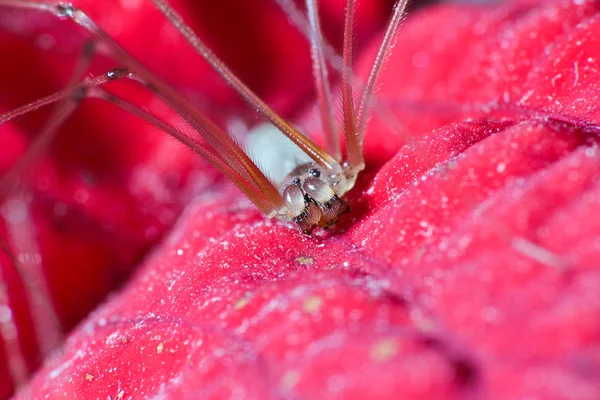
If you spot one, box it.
[292,177,302,186]
[309,168,321,178]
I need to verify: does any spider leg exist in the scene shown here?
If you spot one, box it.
[0,237,29,390]
[357,0,408,145]
[340,0,363,171]
[0,198,63,386]
[306,0,340,161]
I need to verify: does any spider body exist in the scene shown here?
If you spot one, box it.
[279,162,352,233]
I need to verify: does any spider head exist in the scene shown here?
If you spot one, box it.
[280,163,354,234]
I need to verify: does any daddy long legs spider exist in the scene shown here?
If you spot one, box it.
[0,0,407,233]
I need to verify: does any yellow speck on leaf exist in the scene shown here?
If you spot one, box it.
[234,297,249,310]
[85,373,94,382]
[370,338,399,363]
[156,342,164,354]
[303,295,323,313]
[296,255,314,266]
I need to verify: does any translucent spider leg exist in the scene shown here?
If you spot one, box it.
[0,40,130,392]
[341,0,409,171]
[357,0,408,142]
[340,0,363,171]
[0,51,105,196]
[0,239,29,389]
[122,73,284,214]
[274,0,344,72]
[306,0,340,161]
[0,0,285,215]
[1,197,62,361]
[88,88,280,216]
[150,0,342,174]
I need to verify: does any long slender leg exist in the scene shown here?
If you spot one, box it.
[1,198,62,358]
[89,88,279,216]
[341,0,363,171]
[274,0,344,72]
[0,45,120,389]
[0,239,29,390]
[357,0,408,143]
[2,74,282,216]
[150,0,341,173]
[340,0,409,171]
[77,0,285,209]
[306,0,340,161]
[20,39,98,161]
[0,68,129,126]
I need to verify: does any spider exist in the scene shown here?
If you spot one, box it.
[0,0,407,234]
